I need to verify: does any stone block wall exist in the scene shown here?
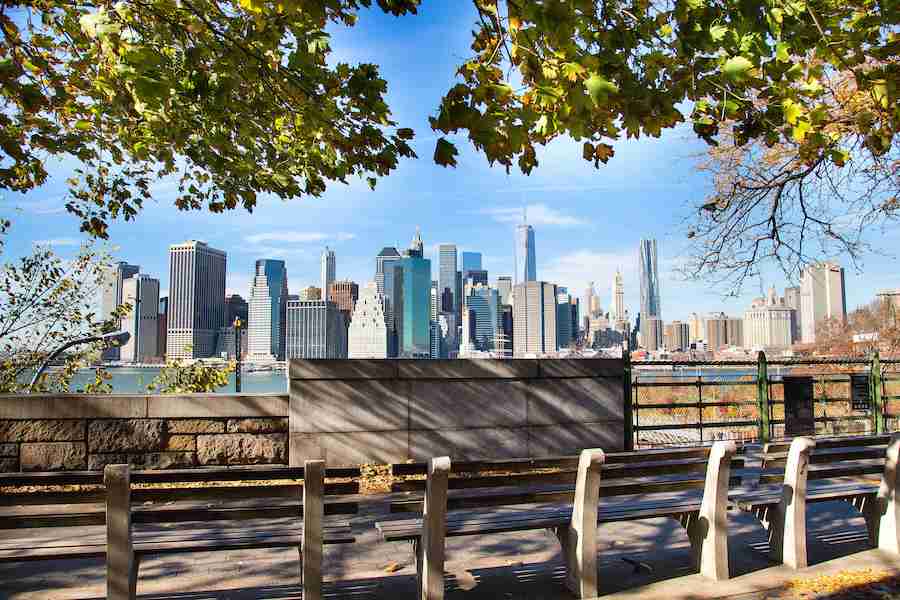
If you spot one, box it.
[289,358,627,465]
[0,394,288,471]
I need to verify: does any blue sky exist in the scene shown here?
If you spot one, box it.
[3,1,898,321]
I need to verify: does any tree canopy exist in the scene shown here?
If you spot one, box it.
[1,0,419,237]
[1,0,897,279]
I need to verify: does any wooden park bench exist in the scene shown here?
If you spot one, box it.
[0,462,360,600]
[375,442,744,600]
[734,433,900,569]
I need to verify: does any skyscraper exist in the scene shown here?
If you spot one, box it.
[430,281,439,322]
[638,239,662,349]
[744,287,794,350]
[166,241,226,359]
[100,261,140,360]
[328,280,359,325]
[464,269,488,287]
[611,270,625,323]
[396,252,432,357]
[783,286,802,342]
[557,292,577,349]
[120,274,159,363]
[584,283,596,319]
[157,297,168,359]
[348,283,388,358]
[438,244,458,312]
[496,276,513,306]
[514,212,536,284]
[285,299,347,359]
[799,262,846,344]
[375,247,401,295]
[225,294,248,326]
[376,247,402,355]
[320,246,335,295]
[298,286,321,301]
[461,251,482,275]
[409,226,424,256]
[248,259,288,361]
[463,284,501,352]
[513,281,557,356]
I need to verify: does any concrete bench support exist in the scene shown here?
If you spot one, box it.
[767,437,816,568]
[419,456,450,600]
[559,448,605,598]
[302,459,325,600]
[686,440,736,581]
[874,433,900,553]
[105,464,136,600]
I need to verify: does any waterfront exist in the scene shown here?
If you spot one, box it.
[69,368,287,394]
[62,364,802,394]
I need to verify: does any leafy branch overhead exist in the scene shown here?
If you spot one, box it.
[432,0,896,176]
[0,0,419,237]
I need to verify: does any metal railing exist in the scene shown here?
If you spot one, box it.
[628,351,900,448]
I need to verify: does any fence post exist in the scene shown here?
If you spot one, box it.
[757,351,770,443]
[623,349,634,451]
[873,351,884,435]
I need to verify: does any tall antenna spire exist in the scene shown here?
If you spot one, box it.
[523,205,527,224]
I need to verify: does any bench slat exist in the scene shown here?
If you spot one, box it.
[390,457,746,493]
[390,446,736,476]
[130,482,358,504]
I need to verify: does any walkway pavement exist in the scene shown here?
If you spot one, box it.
[2,496,898,599]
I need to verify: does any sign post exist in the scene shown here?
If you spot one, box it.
[851,374,871,412]
[234,317,242,393]
[783,376,815,437]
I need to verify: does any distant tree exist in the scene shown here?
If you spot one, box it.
[683,70,898,289]
[807,298,900,356]
[147,355,235,393]
[0,240,124,392]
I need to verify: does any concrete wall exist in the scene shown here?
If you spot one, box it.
[0,359,627,471]
[289,359,627,466]
[0,394,288,471]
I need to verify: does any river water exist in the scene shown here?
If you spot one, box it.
[67,365,791,394]
[69,368,288,394]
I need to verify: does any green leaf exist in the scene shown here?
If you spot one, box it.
[433,137,458,167]
[584,73,618,105]
[723,56,754,83]
[709,24,728,42]
[561,62,586,82]
[776,42,790,63]
[829,149,849,167]
[782,99,803,125]
[74,120,92,131]
[791,120,811,142]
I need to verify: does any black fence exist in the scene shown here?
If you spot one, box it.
[629,353,900,448]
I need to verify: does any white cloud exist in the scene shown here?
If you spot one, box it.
[541,249,635,304]
[244,231,356,244]
[481,203,585,227]
[16,196,68,216]
[33,238,81,247]
[225,272,253,297]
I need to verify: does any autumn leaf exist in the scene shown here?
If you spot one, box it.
[434,137,458,167]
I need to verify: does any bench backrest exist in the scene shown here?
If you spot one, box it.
[124,465,360,525]
[760,434,892,484]
[389,445,746,513]
[0,464,361,529]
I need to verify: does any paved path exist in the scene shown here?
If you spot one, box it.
[0,501,895,599]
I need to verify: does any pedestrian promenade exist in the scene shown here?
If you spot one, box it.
[1,499,894,599]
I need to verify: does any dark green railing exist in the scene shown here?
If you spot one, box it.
[627,351,900,448]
